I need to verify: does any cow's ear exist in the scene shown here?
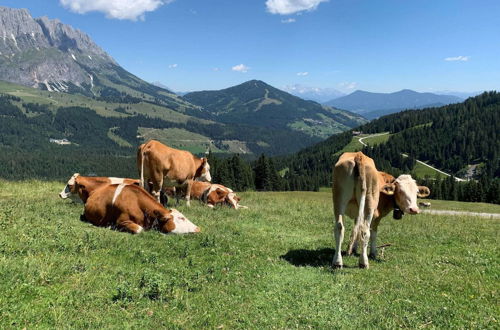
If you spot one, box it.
[201,157,207,164]
[417,186,430,198]
[381,183,395,195]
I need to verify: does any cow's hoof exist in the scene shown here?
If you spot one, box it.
[358,263,369,269]
[332,264,343,269]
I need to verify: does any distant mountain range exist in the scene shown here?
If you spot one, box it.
[183,80,367,139]
[0,6,366,158]
[0,6,191,111]
[325,89,463,119]
[282,84,345,103]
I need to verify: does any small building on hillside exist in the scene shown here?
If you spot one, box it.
[49,138,71,145]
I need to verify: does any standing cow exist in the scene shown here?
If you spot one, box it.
[137,140,211,206]
[332,152,430,269]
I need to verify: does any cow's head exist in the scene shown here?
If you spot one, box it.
[381,174,430,217]
[195,158,212,182]
[161,209,201,234]
[59,173,84,203]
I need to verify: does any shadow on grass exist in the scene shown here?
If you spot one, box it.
[281,248,384,268]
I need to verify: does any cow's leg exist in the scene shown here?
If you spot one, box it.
[151,175,163,203]
[369,218,381,259]
[359,195,376,268]
[347,232,358,256]
[332,190,352,268]
[116,214,144,234]
[185,181,193,207]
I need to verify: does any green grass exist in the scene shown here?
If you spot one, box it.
[423,199,500,213]
[0,180,498,328]
[412,161,445,178]
[361,132,391,145]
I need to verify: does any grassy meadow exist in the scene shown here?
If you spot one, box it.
[0,180,499,328]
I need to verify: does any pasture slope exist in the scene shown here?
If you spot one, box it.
[1,180,499,328]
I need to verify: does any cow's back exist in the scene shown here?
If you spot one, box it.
[142,140,197,182]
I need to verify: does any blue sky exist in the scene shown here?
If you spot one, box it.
[3,0,500,93]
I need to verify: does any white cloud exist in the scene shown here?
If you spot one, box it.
[281,18,296,23]
[444,55,470,62]
[338,81,357,91]
[296,71,309,76]
[168,63,178,68]
[213,67,220,71]
[232,64,250,73]
[266,0,328,15]
[59,0,172,21]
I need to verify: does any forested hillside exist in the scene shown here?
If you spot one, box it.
[272,92,500,203]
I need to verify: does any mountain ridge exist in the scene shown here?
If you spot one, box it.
[325,89,463,119]
[184,80,367,139]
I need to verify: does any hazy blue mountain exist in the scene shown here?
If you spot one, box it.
[184,80,367,139]
[282,84,345,103]
[325,89,463,119]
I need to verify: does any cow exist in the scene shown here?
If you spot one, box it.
[83,183,200,234]
[137,140,212,207]
[59,173,140,203]
[332,152,430,269]
[170,181,248,209]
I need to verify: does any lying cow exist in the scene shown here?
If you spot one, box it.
[137,140,212,206]
[83,183,200,234]
[168,181,247,209]
[59,173,139,203]
[332,152,430,269]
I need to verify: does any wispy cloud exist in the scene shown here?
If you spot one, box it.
[168,63,178,69]
[338,81,357,91]
[213,67,220,72]
[232,64,250,73]
[59,0,171,21]
[266,0,328,15]
[281,18,296,24]
[444,56,470,62]
[296,71,309,76]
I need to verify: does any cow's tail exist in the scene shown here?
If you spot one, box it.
[354,153,367,225]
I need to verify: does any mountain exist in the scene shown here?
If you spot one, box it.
[275,92,499,203]
[433,90,484,99]
[183,80,367,139]
[282,84,345,103]
[0,6,191,111]
[325,89,463,119]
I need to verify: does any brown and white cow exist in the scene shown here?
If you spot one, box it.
[137,140,211,206]
[171,181,247,209]
[332,152,430,269]
[83,183,200,234]
[59,173,140,203]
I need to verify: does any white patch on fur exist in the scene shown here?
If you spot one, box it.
[59,173,79,198]
[169,209,200,234]
[136,226,144,234]
[109,177,125,184]
[112,183,127,206]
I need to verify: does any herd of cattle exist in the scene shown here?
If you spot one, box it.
[59,140,430,269]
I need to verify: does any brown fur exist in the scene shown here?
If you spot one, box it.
[64,175,139,203]
[83,184,176,234]
[137,140,210,206]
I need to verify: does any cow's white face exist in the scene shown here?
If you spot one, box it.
[198,160,212,182]
[59,173,81,202]
[391,175,430,215]
[168,209,201,234]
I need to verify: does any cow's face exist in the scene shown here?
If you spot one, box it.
[382,175,430,215]
[165,209,201,234]
[196,158,212,182]
[59,173,82,202]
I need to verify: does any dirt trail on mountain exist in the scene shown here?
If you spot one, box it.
[422,210,500,219]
